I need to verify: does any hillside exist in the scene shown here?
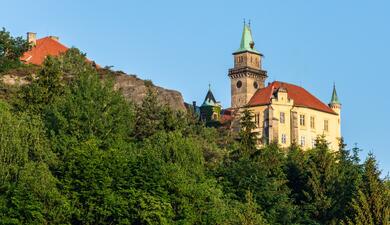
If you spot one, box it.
[0,66,186,111]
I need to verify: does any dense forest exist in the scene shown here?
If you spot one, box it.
[0,28,389,225]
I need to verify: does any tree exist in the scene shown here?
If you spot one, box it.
[300,136,341,224]
[236,191,268,225]
[237,108,258,157]
[221,143,296,224]
[346,154,390,225]
[0,101,70,224]
[0,28,29,73]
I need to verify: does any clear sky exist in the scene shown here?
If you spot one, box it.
[2,0,389,174]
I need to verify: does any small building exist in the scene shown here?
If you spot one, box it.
[20,32,68,65]
[20,32,96,67]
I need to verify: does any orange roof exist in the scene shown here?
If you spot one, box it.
[20,37,68,65]
[247,81,336,114]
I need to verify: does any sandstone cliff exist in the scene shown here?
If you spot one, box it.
[111,72,185,111]
[0,67,186,111]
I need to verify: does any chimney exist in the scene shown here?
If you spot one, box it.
[48,36,59,41]
[27,32,37,46]
[192,101,197,110]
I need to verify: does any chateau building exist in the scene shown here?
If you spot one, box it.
[202,23,341,150]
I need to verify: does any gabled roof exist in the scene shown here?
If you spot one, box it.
[234,24,261,55]
[247,81,337,114]
[20,37,68,65]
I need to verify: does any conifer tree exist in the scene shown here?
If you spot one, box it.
[346,154,390,225]
[302,136,340,224]
[133,87,163,141]
[237,191,268,225]
[238,108,258,157]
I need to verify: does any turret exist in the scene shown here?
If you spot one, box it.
[329,83,341,115]
[199,85,222,123]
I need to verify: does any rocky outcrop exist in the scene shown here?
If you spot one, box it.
[112,72,186,111]
[0,67,186,111]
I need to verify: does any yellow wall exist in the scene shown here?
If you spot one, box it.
[245,91,341,150]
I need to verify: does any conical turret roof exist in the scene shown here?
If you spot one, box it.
[330,84,340,104]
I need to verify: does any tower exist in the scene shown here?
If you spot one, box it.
[199,85,222,123]
[228,23,267,108]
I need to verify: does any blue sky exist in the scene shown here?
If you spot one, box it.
[2,0,389,174]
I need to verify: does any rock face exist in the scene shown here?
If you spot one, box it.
[113,72,186,111]
[0,67,186,111]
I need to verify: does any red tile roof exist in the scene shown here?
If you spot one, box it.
[221,108,234,124]
[247,81,336,114]
[20,37,68,65]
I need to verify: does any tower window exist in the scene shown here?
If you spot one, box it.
[300,136,305,147]
[253,81,258,89]
[281,134,287,144]
[280,112,285,124]
[236,80,242,88]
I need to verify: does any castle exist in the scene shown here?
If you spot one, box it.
[199,23,341,150]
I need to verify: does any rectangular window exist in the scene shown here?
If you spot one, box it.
[254,113,261,127]
[281,134,287,144]
[300,115,305,126]
[280,112,285,124]
[312,138,316,148]
[324,120,329,131]
[300,136,305,147]
[310,116,315,129]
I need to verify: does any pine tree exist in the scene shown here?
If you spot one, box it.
[302,136,340,224]
[133,87,163,141]
[237,191,268,225]
[238,108,258,157]
[346,154,390,225]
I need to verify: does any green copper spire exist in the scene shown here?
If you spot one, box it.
[330,83,340,104]
[234,23,261,55]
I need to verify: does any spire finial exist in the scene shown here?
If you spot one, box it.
[208,83,211,91]
[248,19,251,27]
[243,18,246,25]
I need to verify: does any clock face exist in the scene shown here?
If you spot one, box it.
[236,80,242,88]
[253,81,258,89]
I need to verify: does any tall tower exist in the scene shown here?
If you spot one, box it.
[228,23,267,108]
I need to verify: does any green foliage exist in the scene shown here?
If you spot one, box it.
[345,154,390,225]
[221,143,296,224]
[0,28,389,225]
[0,101,69,224]
[0,28,29,73]
[237,108,258,157]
